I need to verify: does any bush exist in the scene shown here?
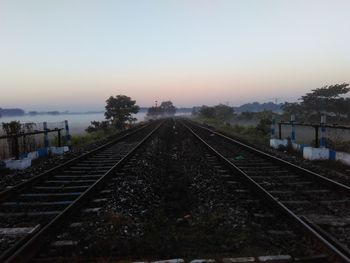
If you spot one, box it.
[85,121,110,133]
[71,129,119,148]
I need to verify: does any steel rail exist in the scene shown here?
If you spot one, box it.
[184,122,350,263]
[188,121,350,194]
[0,122,153,202]
[3,120,164,263]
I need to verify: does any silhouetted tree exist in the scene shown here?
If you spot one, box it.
[199,106,216,118]
[146,106,163,119]
[159,101,176,116]
[213,104,234,121]
[105,95,140,129]
[2,121,22,157]
[147,101,177,119]
[85,121,110,133]
[281,83,350,121]
[300,83,349,118]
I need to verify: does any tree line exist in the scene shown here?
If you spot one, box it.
[282,83,350,122]
[86,95,177,133]
[192,83,350,123]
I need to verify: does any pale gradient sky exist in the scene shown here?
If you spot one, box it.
[0,0,349,111]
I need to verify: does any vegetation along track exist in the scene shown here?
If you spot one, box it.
[32,119,340,262]
[0,120,164,262]
[185,119,350,262]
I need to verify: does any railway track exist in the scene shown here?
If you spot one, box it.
[184,119,350,262]
[0,120,164,263]
[1,118,350,262]
[33,118,328,262]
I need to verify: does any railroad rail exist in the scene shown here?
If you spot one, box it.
[184,120,350,263]
[33,118,330,261]
[0,120,164,263]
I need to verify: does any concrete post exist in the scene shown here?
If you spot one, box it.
[290,115,295,142]
[43,122,49,148]
[64,120,72,148]
[14,135,20,160]
[278,122,282,139]
[320,115,327,148]
[270,115,276,139]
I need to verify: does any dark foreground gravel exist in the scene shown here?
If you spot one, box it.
[35,119,322,262]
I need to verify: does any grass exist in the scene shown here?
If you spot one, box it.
[71,128,121,148]
[192,116,270,146]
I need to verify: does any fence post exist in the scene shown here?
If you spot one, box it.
[320,115,327,148]
[14,135,20,160]
[57,129,61,147]
[290,115,295,142]
[64,120,72,148]
[314,125,319,148]
[270,115,276,139]
[278,122,282,139]
[43,122,49,148]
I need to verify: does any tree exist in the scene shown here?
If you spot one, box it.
[300,83,350,118]
[2,121,21,135]
[281,102,304,119]
[191,107,201,116]
[159,101,176,116]
[199,106,215,118]
[146,101,177,119]
[197,104,234,121]
[213,104,234,121]
[281,84,350,121]
[105,95,140,129]
[255,117,272,135]
[146,106,163,119]
[85,121,110,133]
[2,121,22,157]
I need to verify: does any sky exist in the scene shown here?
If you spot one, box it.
[0,0,349,111]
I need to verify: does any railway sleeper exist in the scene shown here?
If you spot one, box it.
[0,211,61,218]
[319,199,350,205]
[32,185,90,192]
[0,225,40,237]
[248,174,297,180]
[283,181,313,186]
[304,214,350,227]
[44,179,97,185]
[235,165,282,170]
[17,192,82,201]
[0,200,72,211]
[62,169,108,175]
[69,166,114,171]
[245,170,291,175]
[87,156,123,160]
[53,174,102,179]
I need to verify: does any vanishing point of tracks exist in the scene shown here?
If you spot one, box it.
[184,120,350,262]
[0,120,163,262]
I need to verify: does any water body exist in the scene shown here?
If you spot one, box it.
[0,112,191,135]
[0,112,147,135]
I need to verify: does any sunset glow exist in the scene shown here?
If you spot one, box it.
[1,0,349,111]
